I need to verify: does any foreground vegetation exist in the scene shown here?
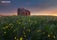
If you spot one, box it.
[0,16,57,40]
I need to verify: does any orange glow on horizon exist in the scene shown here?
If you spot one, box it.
[0,9,57,16]
[0,13,17,16]
[31,14,57,16]
[31,9,57,16]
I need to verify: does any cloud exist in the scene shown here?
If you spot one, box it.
[1,1,11,3]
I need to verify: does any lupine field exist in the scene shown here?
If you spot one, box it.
[0,16,57,40]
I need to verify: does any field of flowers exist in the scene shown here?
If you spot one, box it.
[0,16,57,40]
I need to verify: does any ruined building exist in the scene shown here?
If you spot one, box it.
[17,8,30,16]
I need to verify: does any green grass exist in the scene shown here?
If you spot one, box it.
[0,16,57,40]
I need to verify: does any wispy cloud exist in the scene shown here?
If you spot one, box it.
[1,1,11,3]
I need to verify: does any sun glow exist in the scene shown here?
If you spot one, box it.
[31,10,57,16]
[31,13,57,16]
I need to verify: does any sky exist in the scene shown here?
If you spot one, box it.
[0,0,57,16]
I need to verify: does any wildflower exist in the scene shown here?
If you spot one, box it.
[43,32,45,34]
[53,35,55,39]
[18,22,21,24]
[37,29,41,32]
[5,26,8,28]
[17,20,19,22]
[4,32,6,34]
[9,23,13,25]
[11,26,13,28]
[14,37,17,39]
[23,31,26,34]
[16,20,21,24]
[13,30,16,32]
[27,29,30,32]
[24,35,26,37]
[16,38,18,40]
[9,23,13,27]
[35,21,37,24]
[28,19,31,22]
[23,27,25,29]
[20,37,23,40]
[3,27,5,29]
[48,34,50,37]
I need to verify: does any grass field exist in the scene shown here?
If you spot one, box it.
[0,16,57,40]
